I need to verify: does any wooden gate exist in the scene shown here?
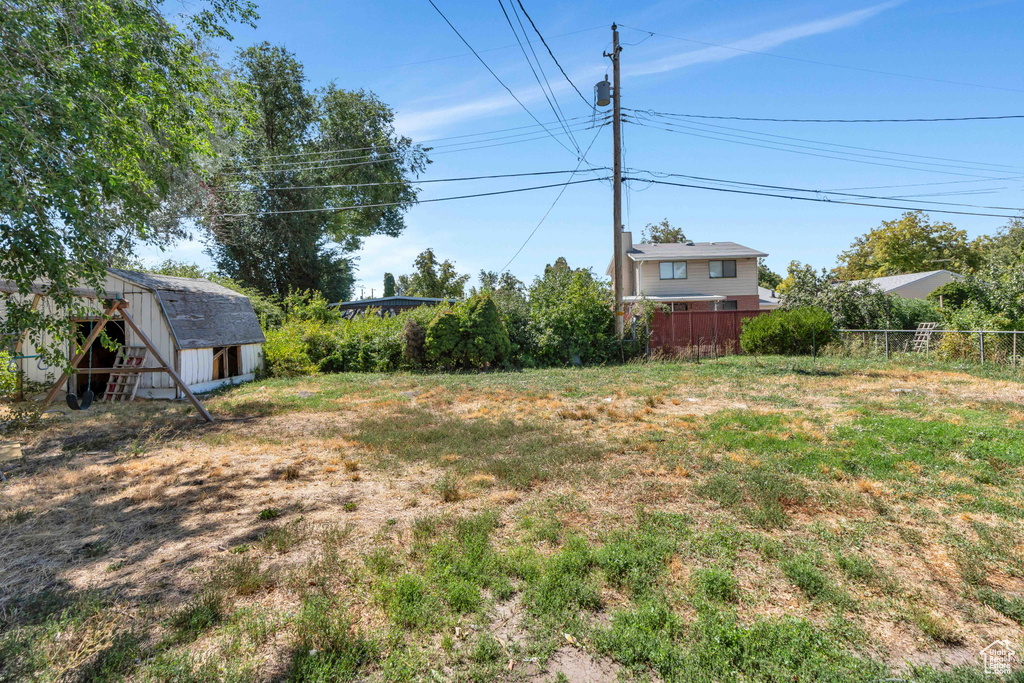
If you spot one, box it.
[649,310,766,356]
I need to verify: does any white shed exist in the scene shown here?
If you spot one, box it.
[845,270,963,301]
[5,269,265,400]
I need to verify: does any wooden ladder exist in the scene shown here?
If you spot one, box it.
[102,346,149,402]
[911,322,939,353]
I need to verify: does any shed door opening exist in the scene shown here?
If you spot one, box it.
[73,320,126,396]
[212,345,241,380]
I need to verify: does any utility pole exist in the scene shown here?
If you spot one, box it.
[606,24,624,337]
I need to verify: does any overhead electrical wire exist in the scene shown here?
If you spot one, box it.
[626,169,1024,212]
[626,108,1024,124]
[499,124,606,273]
[234,114,605,162]
[498,0,580,152]
[624,177,1024,219]
[215,167,611,193]
[513,0,593,107]
[220,121,610,177]
[426,0,580,158]
[616,24,1024,94]
[225,117,609,173]
[631,110,1022,172]
[217,177,609,217]
[625,117,1008,179]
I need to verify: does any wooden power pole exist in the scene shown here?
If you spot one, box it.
[608,24,624,337]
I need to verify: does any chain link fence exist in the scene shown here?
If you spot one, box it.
[831,329,1024,371]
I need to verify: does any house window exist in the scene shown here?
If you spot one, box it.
[713,300,738,311]
[672,302,689,312]
[659,261,687,279]
[709,260,737,278]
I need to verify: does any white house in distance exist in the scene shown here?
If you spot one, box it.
[3,269,265,399]
[845,270,962,301]
[608,231,768,312]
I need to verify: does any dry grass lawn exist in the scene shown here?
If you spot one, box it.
[1,355,1023,681]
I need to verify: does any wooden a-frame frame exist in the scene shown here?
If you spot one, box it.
[38,300,214,423]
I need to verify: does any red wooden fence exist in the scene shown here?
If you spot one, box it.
[649,310,767,356]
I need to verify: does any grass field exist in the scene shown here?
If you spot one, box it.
[1,356,1023,681]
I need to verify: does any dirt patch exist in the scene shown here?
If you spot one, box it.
[533,646,623,682]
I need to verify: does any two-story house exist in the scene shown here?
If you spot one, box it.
[608,231,767,312]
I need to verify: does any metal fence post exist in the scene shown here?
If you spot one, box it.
[979,331,985,364]
[1014,331,1018,368]
[884,330,890,360]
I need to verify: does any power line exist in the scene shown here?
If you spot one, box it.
[234,114,604,162]
[221,121,609,176]
[513,0,593,107]
[226,117,608,172]
[625,117,1007,179]
[625,177,1022,219]
[498,0,580,152]
[627,108,1024,124]
[426,0,579,158]
[217,177,609,217]
[626,169,1024,211]
[617,24,1024,95]
[216,167,610,193]
[499,124,606,272]
[631,110,1022,172]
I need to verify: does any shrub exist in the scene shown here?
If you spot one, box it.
[402,318,426,366]
[457,295,510,367]
[529,261,619,365]
[0,352,16,398]
[740,307,834,355]
[424,310,463,367]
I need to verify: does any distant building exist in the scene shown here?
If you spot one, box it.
[844,270,962,300]
[331,295,454,318]
[607,231,767,311]
[758,286,781,310]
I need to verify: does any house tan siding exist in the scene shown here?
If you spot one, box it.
[636,257,759,298]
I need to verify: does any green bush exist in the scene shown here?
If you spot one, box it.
[0,352,16,398]
[424,310,463,367]
[740,307,834,355]
[457,296,510,367]
[528,262,618,365]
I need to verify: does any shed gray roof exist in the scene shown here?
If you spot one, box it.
[627,241,768,261]
[108,269,266,350]
[844,270,961,293]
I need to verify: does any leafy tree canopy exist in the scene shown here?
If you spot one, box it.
[758,260,783,290]
[383,273,397,298]
[832,211,983,280]
[399,249,469,299]
[1,0,257,366]
[206,43,428,302]
[641,219,687,244]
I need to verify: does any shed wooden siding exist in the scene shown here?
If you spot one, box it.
[4,273,264,393]
[178,344,263,387]
[635,257,759,298]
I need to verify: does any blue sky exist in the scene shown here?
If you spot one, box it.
[149,0,1024,296]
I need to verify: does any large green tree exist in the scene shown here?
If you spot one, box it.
[398,249,469,299]
[1,0,256,366]
[641,219,686,244]
[206,43,428,302]
[832,211,983,280]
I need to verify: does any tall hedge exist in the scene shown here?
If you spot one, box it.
[458,296,510,367]
[740,307,834,355]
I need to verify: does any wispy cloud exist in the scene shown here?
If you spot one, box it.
[395,2,900,138]
[628,1,901,76]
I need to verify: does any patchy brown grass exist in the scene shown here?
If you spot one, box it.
[1,357,1022,680]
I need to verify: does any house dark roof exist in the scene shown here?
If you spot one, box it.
[627,241,768,261]
[332,296,453,310]
[108,269,266,349]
